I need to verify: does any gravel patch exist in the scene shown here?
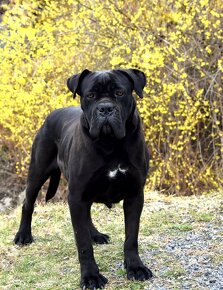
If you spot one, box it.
[142,192,223,290]
[163,231,223,289]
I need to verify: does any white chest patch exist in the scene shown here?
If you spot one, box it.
[108,164,128,179]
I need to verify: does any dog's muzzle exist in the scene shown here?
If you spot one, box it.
[96,102,116,136]
[88,100,125,139]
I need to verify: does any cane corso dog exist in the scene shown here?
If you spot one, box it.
[14,68,153,289]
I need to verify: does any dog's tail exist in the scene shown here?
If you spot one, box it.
[45,169,61,202]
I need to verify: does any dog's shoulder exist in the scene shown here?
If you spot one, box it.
[40,106,82,140]
[46,106,82,122]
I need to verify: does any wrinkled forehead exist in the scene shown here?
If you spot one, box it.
[80,70,132,93]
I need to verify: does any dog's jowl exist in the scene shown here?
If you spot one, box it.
[14,69,153,289]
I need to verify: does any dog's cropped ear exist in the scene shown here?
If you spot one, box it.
[117,69,146,98]
[67,69,91,98]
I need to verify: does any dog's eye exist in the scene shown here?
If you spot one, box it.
[87,93,95,99]
[115,90,124,97]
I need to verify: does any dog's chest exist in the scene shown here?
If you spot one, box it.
[88,162,132,207]
[107,164,128,179]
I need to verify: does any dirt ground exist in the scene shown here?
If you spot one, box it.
[0,154,25,211]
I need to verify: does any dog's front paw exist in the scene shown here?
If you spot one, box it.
[91,232,110,244]
[126,264,153,281]
[80,273,108,289]
[14,230,33,245]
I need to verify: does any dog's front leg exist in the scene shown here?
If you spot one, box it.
[68,193,108,289]
[123,193,153,281]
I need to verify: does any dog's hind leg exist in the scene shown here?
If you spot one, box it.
[14,174,48,245]
[89,211,110,244]
[14,132,58,245]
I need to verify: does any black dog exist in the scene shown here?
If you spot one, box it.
[14,69,153,289]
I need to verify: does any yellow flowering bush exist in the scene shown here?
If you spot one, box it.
[0,0,222,194]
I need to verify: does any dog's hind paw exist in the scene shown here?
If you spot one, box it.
[91,232,110,244]
[14,231,33,245]
[80,273,108,289]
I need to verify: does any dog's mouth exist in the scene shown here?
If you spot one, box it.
[100,122,113,136]
[89,116,125,140]
[91,119,115,138]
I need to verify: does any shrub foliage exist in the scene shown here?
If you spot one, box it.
[0,0,222,194]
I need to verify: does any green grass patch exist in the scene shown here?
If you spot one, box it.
[169,223,193,231]
[190,211,214,222]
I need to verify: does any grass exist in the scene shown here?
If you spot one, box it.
[0,192,222,289]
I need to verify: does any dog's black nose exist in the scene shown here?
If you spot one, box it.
[97,103,115,117]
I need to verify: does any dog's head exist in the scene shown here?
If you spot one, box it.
[67,69,146,140]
